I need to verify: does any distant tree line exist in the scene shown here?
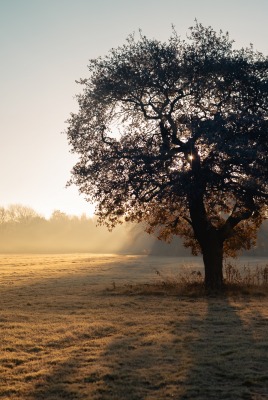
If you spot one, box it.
[0,204,153,254]
[0,204,267,255]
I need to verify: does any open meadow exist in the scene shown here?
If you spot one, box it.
[0,254,268,400]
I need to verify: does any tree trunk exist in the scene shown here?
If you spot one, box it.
[201,235,224,291]
[186,158,224,291]
[188,201,224,290]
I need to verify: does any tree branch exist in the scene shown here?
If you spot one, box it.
[220,207,254,240]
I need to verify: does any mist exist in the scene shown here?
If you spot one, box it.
[0,204,159,254]
[0,204,267,256]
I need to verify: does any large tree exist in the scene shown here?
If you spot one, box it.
[66,23,268,289]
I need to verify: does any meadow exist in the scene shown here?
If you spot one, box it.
[0,254,267,399]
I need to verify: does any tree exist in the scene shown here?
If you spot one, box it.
[6,204,42,225]
[66,23,268,290]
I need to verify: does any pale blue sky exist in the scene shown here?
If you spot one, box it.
[0,0,267,217]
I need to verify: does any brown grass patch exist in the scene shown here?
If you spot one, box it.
[114,263,268,298]
[0,254,267,399]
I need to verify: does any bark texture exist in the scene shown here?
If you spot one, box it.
[201,234,224,290]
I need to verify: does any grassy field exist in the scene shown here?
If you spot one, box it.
[0,254,267,400]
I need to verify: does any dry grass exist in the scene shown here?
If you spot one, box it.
[0,254,267,399]
[120,262,268,297]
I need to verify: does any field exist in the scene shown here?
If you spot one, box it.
[0,254,268,400]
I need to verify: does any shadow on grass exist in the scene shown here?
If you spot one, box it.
[180,297,268,400]
[29,295,268,400]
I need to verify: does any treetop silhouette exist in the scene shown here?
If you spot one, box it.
[66,22,268,289]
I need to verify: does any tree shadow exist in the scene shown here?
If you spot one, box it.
[28,295,268,400]
[180,296,268,399]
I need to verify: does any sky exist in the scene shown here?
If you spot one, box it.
[1,0,268,218]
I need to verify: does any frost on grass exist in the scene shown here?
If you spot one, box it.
[0,254,267,399]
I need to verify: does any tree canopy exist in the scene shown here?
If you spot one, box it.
[66,23,268,289]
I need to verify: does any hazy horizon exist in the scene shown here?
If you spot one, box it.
[0,203,267,257]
